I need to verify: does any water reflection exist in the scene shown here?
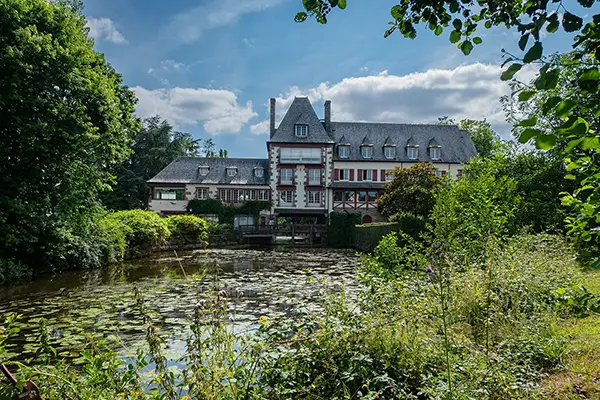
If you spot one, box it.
[0,248,359,362]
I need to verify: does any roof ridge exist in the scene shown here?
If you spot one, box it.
[332,121,460,128]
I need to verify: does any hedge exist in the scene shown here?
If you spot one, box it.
[328,212,362,248]
[353,222,399,252]
[187,199,271,224]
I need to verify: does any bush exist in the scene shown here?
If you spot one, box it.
[328,212,362,248]
[0,257,32,284]
[99,210,171,259]
[165,215,209,243]
[354,222,399,252]
[187,199,270,224]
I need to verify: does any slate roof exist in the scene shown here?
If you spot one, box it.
[148,157,270,185]
[269,97,334,144]
[330,122,477,163]
[329,182,386,190]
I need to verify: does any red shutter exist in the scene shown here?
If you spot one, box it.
[334,168,339,180]
[350,169,355,181]
[381,170,386,181]
[358,169,363,181]
[372,169,377,181]
[442,170,447,176]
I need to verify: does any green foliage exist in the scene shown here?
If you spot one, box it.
[99,210,171,259]
[187,199,270,224]
[0,0,138,275]
[438,117,505,158]
[328,212,361,247]
[359,231,427,279]
[353,222,399,252]
[378,162,443,219]
[165,215,209,243]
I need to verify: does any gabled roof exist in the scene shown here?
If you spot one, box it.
[429,137,440,147]
[361,135,373,145]
[330,122,477,163]
[269,97,334,144]
[148,157,270,185]
[338,135,350,145]
[383,136,396,146]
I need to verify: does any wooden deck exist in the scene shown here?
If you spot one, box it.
[237,223,328,245]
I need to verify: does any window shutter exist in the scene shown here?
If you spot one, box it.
[350,169,355,181]
[372,169,377,181]
[334,168,339,180]
[381,170,386,181]
[358,169,363,181]
[441,170,447,176]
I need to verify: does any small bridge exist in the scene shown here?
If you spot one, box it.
[237,223,328,245]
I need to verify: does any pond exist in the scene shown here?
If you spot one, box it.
[0,248,360,363]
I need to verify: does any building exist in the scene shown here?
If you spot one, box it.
[148,97,477,223]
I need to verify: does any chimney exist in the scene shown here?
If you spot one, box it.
[269,98,276,138]
[324,100,331,132]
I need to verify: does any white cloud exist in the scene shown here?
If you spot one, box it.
[161,0,287,45]
[160,60,187,72]
[133,86,257,135]
[251,63,537,137]
[86,17,127,44]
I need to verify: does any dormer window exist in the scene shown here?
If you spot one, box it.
[361,146,373,159]
[199,166,210,176]
[254,167,264,178]
[407,146,419,160]
[338,145,350,159]
[295,124,308,137]
[384,146,396,159]
[430,147,441,160]
[227,167,237,177]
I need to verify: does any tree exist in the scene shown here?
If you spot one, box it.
[438,117,504,157]
[102,116,202,210]
[294,0,600,258]
[377,163,443,219]
[0,0,139,274]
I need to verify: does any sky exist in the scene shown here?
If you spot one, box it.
[82,0,581,158]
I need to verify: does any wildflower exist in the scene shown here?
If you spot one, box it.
[259,316,269,325]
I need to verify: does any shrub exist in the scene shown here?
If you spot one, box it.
[166,215,209,243]
[99,210,171,258]
[353,222,399,252]
[187,199,270,224]
[328,212,361,248]
[0,257,32,284]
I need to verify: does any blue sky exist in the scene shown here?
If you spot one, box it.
[83,0,580,158]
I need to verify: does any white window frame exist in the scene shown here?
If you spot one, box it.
[430,147,441,160]
[280,148,321,164]
[307,191,321,205]
[384,146,396,159]
[154,188,185,201]
[199,167,210,176]
[295,125,308,137]
[280,190,294,205]
[308,168,321,185]
[338,145,350,159]
[280,168,294,184]
[254,168,264,178]
[407,146,419,160]
[227,167,237,177]
[361,146,373,159]
[362,169,373,181]
[339,169,350,181]
[196,187,209,200]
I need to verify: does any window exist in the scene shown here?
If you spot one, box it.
[196,187,209,200]
[226,190,233,203]
[227,167,237,177]
[280,148,321,164]
[258,190,268,201]
[254,168,264,178]
[435,170,442,177]
[407,147,419,160]
[154,188,185,200]
[362,169,373,181]
[308,191,321,205]
[361,146,373,159]
[280,190,294,204]
[333,191,343,201]
[368,191,378,201]
[358,191,367,202]
[345,191,355,202]
[308,168,321,185]
[338,145,350,159]
[384,146,396,159]
[339,169,350,181]
[280,168,293,184]
[385,170,394,181]
[199,166,210,176]
[430,147,441,160]
[250,190,257,200]
[295,124,308,137]
[457,169,463,178]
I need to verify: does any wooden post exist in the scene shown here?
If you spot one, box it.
[291,219,295,246]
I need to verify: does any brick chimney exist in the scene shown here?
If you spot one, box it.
[269,98,276,138]
[324,100,331,132]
